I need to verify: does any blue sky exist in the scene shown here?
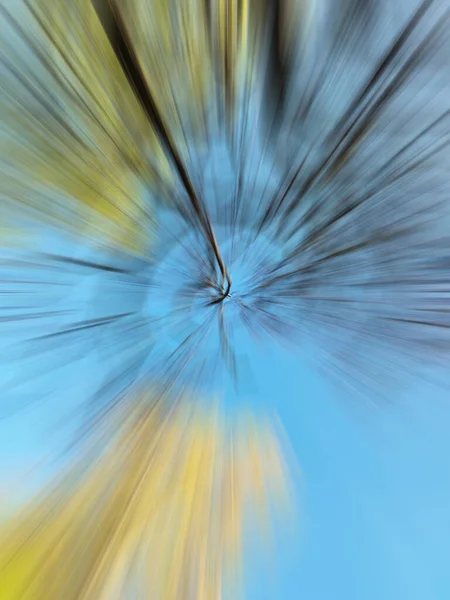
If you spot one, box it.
[242,342,450,599]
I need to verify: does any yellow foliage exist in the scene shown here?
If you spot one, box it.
[0,391,295,599]
[1,0,171,254]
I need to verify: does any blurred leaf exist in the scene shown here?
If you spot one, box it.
[1,0,173,254]
[0,390,295,599]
